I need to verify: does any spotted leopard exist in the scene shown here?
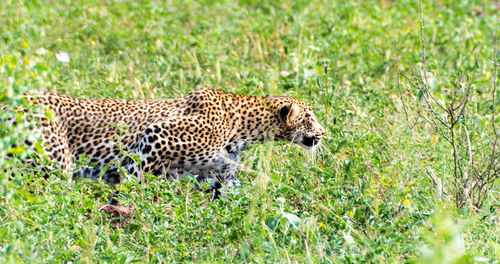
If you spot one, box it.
[25,87,325,195]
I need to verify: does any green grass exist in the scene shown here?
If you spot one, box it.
[1,0,499,262]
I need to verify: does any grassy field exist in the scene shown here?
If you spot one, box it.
[1,0,499,262]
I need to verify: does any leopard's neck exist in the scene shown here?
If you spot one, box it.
[223,94,279,143]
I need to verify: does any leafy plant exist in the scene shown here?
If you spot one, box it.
[0,0,498,262]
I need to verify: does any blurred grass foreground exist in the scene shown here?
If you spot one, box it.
[0,0,499,263]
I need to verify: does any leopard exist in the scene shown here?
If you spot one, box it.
[23,87,325,197]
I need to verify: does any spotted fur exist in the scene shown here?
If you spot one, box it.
[28,88,325,193]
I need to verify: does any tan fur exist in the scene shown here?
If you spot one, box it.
[28,87,325,191]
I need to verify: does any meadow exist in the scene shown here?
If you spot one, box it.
[0,0,498,262]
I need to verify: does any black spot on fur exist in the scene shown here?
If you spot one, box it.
[142,145,152,154]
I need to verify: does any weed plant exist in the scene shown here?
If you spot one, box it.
[0,0,498,262]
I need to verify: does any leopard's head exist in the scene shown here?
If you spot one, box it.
[271,98,326,149]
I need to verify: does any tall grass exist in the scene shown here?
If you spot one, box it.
[0,0,498,262]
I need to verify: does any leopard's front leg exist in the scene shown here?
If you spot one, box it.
[124,120,242,199]
[123,122,173,178]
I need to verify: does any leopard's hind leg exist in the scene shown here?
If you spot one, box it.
[39,117,73,174]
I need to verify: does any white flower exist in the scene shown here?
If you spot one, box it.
[55,51,70,63]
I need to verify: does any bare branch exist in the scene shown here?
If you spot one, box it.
[407,2,498,209]
[394,42,412,129]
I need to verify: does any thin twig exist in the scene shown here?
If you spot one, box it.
[394,42,412,129]
[487,22,499,173]
[418,0,447,112]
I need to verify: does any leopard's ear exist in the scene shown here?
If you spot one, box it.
[279,103,300,126]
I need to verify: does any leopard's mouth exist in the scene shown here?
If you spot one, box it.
[298,135,321,149]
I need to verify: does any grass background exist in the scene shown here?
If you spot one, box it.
[0,0,499,262]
